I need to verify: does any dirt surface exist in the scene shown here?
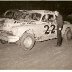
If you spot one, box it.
[0,39,72,70]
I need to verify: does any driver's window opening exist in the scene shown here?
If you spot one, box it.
[42,14,54,22]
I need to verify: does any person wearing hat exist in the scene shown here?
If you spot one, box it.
[55,11,64,46]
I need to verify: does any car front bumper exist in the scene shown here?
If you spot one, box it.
[0,31,19,42]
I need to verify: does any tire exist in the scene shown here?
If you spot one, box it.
[64,28,72,41]
[0,39,8,44]
[17,33,35,50]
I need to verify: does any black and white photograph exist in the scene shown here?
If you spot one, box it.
[0,1,72,70]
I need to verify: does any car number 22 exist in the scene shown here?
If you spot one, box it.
[44,24,55,34]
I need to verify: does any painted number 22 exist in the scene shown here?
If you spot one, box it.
[44,25,55,34]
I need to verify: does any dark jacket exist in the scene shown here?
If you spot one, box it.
[56,13,63,29]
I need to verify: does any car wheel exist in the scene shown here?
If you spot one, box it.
[0,40,8,44]
[64,28,72,41]
[17,33,35,50]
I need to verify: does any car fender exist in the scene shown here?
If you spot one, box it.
[13,25,35,39]
[25,29,35,37]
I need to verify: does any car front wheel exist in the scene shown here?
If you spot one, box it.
[18,33,35,51]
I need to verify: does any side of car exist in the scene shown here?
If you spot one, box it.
[0,10,58,50]
[11,11,72,50]
[9,10,58,50]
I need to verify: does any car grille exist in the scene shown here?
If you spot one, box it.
[0,30,14,36]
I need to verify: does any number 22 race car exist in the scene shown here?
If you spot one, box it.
[0,10,72,50]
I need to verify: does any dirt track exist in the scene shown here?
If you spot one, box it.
[0,39,72,70]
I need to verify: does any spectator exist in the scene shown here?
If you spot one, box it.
[55,11,64,46]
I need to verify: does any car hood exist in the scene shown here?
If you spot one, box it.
[0,18,37,30]
[0,18,17,30]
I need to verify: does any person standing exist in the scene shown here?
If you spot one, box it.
[55,11,64,46]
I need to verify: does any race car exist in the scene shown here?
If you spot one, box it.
[0,10,72,50]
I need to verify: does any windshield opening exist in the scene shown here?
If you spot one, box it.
[5,11,14,18]
[3,10,28,20]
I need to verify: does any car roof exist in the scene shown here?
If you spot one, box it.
[28,10,55,15]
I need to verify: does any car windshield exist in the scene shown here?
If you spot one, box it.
[3,10,28,20]
[30,13,41,21]
[4,11,14,18]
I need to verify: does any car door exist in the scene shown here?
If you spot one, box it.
[41,14,57,40]
[26,12,57,41]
